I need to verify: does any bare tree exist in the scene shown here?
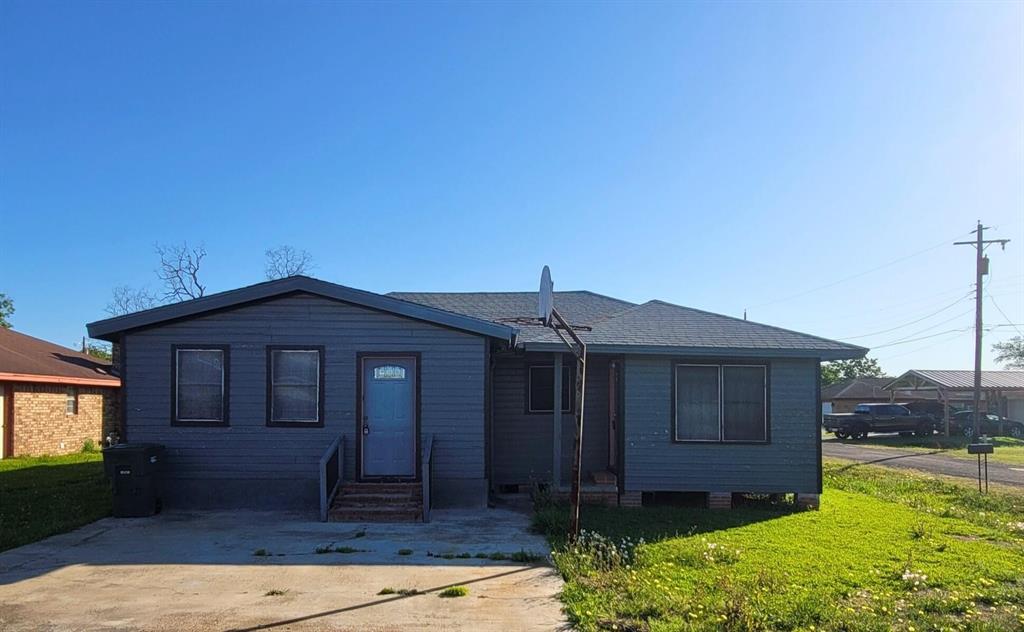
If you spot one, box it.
[265,245,315,280]
[105,285,159,316]
[156,242,207,301]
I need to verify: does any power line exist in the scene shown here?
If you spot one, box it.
[837,293,973,340]
[875,329,973,361]
[871,327,973,350]
[747,230,974,310]
[986,291,1023,337]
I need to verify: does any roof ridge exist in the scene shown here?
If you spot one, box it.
[637,299,867,353]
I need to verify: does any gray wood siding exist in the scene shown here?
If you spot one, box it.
[623,356,819,493]
[123,293,486,505]
[491,352,611,486]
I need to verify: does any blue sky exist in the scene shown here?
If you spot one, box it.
[1,1,1021,374]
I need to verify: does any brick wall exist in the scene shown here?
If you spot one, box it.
[10,383,119,456]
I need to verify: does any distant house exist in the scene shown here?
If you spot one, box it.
[885,370,1024,421]
[86,276,865,516]
[820,377,894,414]
[0,329,120,458]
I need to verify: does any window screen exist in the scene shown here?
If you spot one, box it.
[722,366,766,441]
[675,365,721,440]
[270,349,321,423]
[675,364,768,443]
[528,365,574,413]
[176,349,225,422]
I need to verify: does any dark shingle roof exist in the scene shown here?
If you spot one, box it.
[88,276,518,343]
[386,291,635,326]
[0,328,119,385]
[821,377,894,401]
[389,293,866,360]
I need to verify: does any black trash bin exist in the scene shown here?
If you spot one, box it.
[102,443,165,517]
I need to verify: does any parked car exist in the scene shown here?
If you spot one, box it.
[899,400,952,421]
[823,403,935,440]
[949,411,1024,439]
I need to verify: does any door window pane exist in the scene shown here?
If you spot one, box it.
[675,365,720,440]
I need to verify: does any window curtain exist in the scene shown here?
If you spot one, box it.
[675,365,720,440]
[722,366,766,441]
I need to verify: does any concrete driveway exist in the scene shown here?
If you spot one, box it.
[0,509,565,632]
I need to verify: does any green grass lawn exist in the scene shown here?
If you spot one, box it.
[0,452,111,552]
[537,461,1024,631]
[822,432,1024,466]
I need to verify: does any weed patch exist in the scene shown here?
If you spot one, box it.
[439,585,468,598]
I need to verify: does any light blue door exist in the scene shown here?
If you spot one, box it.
[361,357,417,478]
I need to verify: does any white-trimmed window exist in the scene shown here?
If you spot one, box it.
[528,364,574,413]
[674,364,767,442]
[173,346,228,425]
[65,387,78,415]
[268,348,323,425]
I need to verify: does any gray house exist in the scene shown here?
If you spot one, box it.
[86,276,865,519]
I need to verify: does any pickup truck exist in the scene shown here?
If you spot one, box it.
[823,403,935,440]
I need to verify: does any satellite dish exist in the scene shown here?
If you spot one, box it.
[538,265,554,325]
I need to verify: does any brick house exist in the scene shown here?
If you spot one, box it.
[0,328,120,458]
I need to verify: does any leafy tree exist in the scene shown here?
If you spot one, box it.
[821,356,885,386]
[0,292,12,328]
[84,342,112,361]
[992,336,1024,370]
[265,245,315,280]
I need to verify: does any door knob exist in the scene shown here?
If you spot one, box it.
[362,424,370,435]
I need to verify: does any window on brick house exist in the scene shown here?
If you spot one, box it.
[65,387,78,415]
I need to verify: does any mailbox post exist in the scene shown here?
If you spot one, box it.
[967,441,993,494]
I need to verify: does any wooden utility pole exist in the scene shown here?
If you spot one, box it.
[955,222,1010,438]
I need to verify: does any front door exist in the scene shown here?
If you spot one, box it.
[360,356,417,478]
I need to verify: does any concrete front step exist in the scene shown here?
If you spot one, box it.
[339,492,421,501]
[340,483,422,494]
[329,506,423,522]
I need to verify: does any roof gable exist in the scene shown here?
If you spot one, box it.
[87,276,518,343]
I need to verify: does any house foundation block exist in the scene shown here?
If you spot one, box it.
[619,492,642,508]
[796,493,820,510]
[707,492,733,510]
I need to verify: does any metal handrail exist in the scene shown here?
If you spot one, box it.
[319,435,345,522]
[422,433,434,523]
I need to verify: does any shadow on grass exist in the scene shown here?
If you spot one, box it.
[534,497,799,547]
